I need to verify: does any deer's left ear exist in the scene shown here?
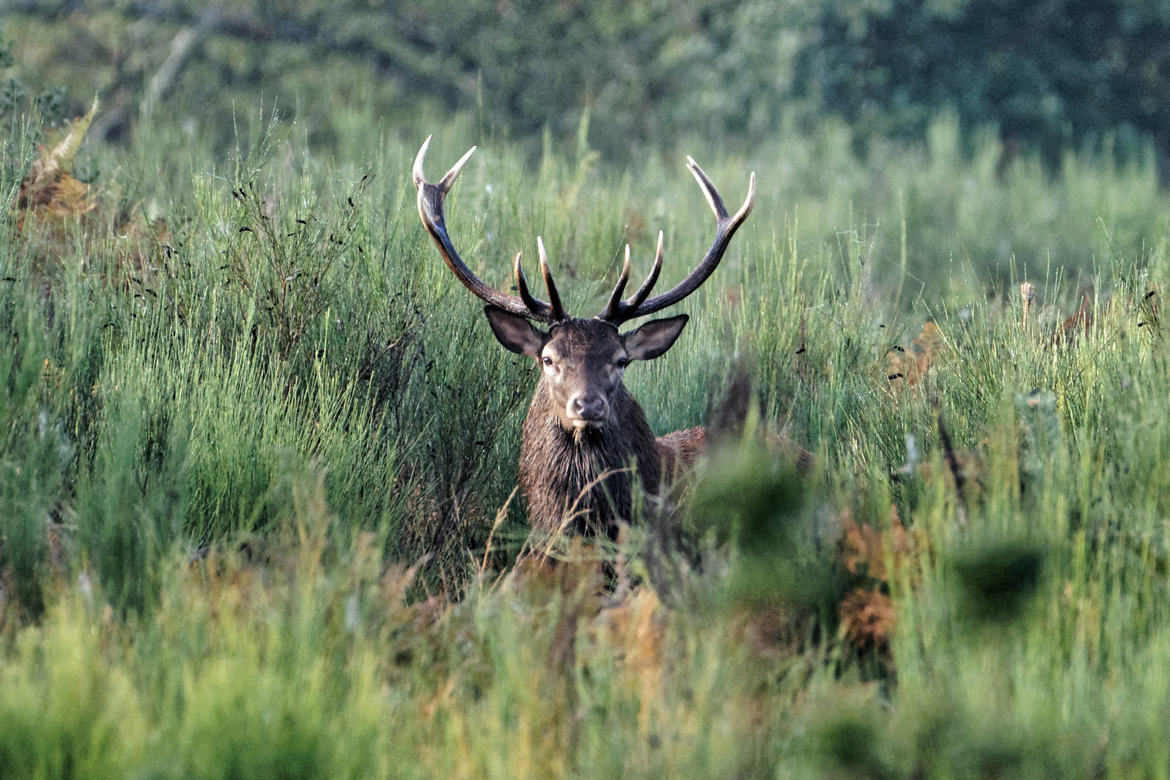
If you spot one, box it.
[623,314,689,361]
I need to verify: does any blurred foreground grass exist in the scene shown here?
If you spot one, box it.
[1,104,1169,775]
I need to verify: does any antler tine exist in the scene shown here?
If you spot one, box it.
[514,251,546,315]
[536,237,567,320]
[599,160,754,324]
[412,136,476,192]
[601,244,633,321]
[438,145,477,192]
[622,230,664,313]
[414,137,556,322]
[411,135,434,188]
[686,155,729,218]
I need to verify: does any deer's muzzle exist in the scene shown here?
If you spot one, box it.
[567,393,609,429]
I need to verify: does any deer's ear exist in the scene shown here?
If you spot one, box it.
[484,306,546,357]
[623,314,689,361]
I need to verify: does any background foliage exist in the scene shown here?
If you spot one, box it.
[1,2,1169,776]
[3,0,1168,166]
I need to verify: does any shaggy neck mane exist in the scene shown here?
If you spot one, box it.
[518,378,661,536]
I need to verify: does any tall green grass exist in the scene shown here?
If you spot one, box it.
[1,105,1169,775]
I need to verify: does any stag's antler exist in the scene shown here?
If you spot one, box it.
[415,138,753,326]
[599,158,755,325]
[413,136,566,322]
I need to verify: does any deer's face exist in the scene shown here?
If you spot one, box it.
[483,307,689,431]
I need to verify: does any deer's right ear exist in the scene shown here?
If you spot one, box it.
[484,306,546,357]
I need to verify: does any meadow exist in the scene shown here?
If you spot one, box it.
[1,97,1170,777]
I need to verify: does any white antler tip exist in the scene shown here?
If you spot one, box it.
[444,145,477,185]
[412,135,433,185]
[738,172,758,218]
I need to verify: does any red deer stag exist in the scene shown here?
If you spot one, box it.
[413,137,754,536]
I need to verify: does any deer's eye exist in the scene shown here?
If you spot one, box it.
[615,357,630,369]
[542,356,554,367]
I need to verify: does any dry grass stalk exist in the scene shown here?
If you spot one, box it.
[1020,282,1036,330]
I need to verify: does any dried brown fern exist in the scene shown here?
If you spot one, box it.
[885,320,945,394]
[17,96,99,223]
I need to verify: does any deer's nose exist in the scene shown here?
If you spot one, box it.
[569,393,608,423]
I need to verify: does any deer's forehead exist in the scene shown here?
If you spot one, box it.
[544,320,625,359]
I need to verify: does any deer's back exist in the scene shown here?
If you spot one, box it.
[656,426,707,480]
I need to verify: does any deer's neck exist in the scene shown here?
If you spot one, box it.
[518,380,661,535]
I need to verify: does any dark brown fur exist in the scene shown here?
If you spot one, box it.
[519,380,663,536]
[413,141,760,536]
